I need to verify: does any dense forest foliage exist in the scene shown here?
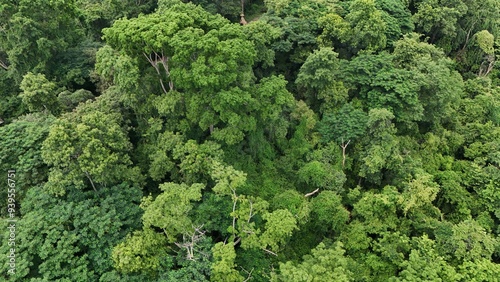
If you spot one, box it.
[1,0,499,281]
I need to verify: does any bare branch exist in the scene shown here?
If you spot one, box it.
[175,225,206,261]
[241,266,254,282]
[232,191,238,236]
[247,199,254,223]
[304,188,320,197]
[143,52,169,94]
[479,55,496,77]
[240,0,247,25]
[240,14,248,25]
[158,52,174,91]
[84,171,97,192]
[262,248,278,256]
[0,59,8,70]
[340,139,351,168]
[460,21,476,53]
[233,237,241,246]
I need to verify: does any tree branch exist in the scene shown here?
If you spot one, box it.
[241,266,254,282]
[304,188,320,197]
[340,139,351,168]
[84,171,97,192]
[233,237,241,246]
[158,51,174,91]
[247,199,254,223]
[174,225,206,261]
[460,21,476,53]
[0,59,8,70]
[231,188,238,236]
[143,52,169,94]
[262,248,278,256]
[479,55,496,77]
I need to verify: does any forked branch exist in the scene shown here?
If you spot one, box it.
[174,225,206,261]
[143,51,174,94]
[340,139,351,168]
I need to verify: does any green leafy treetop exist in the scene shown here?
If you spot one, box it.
[41,95,143,195]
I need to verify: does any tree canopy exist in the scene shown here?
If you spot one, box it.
[1,0,499,281]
